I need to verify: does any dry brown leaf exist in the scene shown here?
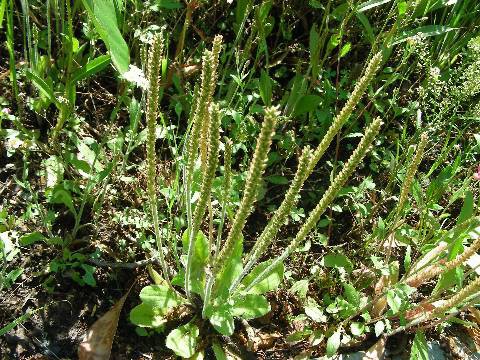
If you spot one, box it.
[78,288,132,360]
[363,336,386,360]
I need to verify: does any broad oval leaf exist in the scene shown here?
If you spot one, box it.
[139,285,184,313]
[209,307,235,336]
[326,329,342,357]
[231,294,270,320]
[292,95,322,117]
[129,303,166,328]
[166,323,199,358]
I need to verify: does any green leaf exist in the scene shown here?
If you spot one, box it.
[182,230,209,296]
[0,311,32,337]
[209,306,235,336]
[0,0,6,29]
[43,155,64,189]
[397,1,407,15]
[81,0,130,74]
[350,322,365,336]
[374,321,385,337]
[166,323,199,359]
[19,232,46,246]
[457,191,474,224]
[215,234,243,300]
[386,289,402,314]
[432,268,462,296]
[259,70,272,106]
[130,303,167,328]
[357,0,391,12]
[212,341,228,360]
[343,283,360,307]
[323,253,353,273]
[71,55,111,83]
[326,329,341,357]
[304,298,326,323]
[241,259,284,295]
[289,279,309,299]
[156,0,183,9]
[266,175,289,185]
[231,294,270,320]
[292,95,322,117]
[5,268,23,285]
[355,12,375,44]
[339,42,351,58]
[139,285,184,313]
[25,71,61,108]
[50,186,76,216]
[393,25,456,45]
[410,331,429,360]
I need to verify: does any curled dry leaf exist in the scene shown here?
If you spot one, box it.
[78,288,132,360]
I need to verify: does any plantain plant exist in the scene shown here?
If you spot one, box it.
[129,33,384,358]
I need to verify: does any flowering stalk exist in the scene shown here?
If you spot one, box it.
[200,35,223,170]
[244,117,383,292]
[212,107,277,275]
[394,132,428,223]
[214,138,233,257]
[230,146,313,292]
[145,35,171,285]
[306,52,383,176]
[185,104,220,298]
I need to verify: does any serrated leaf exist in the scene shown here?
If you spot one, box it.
[231,294,270,320]
[166,323,199,358]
